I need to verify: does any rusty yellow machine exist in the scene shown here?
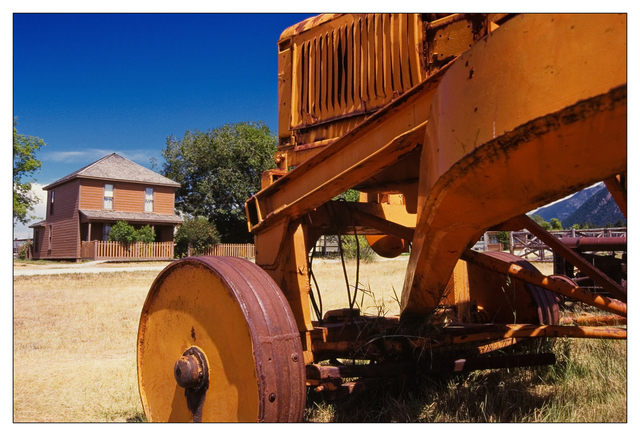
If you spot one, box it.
[136,14,627,422]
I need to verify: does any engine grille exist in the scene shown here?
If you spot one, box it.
[289,14,424,130]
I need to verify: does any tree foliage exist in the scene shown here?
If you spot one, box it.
[14,119,46,225]
[137,225,156,244]
[18,240,32,260]
[108,221,156,244]
[532,214,551,231]
[108,221,140,244]
[550,218,563,230]
[160,122,276,243]
[497,231,510,250]
[175,216,221,257]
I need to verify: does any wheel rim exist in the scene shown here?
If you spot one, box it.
[137,256,306,422]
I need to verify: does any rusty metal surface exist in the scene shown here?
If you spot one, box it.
[138,256,305,422]
[278,14,426,148]
[403,14,626,314]
[462,249,627,317]
[463,251,559,326]
[247,13,626,379]
[246,73,438,232]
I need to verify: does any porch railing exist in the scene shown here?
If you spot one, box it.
[81,241,174,260]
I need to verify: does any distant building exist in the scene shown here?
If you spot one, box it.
[30,153,183,260]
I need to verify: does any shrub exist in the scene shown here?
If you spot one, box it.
[107,221,156,245]
[339,235,376,263]
[175,216,221,257]
[137,225,156,244]
[108,221,140,244]
[18,240,32,259]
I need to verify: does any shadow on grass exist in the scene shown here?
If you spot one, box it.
[305,367,554,423]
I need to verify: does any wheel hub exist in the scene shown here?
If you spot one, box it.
[174,346,208,390]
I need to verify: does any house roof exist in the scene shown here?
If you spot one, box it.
[79,210,184,224]
[43,153,181,190]
[29,220,46,228]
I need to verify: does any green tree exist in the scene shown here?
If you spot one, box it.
[160,122,276,243]
[497,231,510,250]
[108,221,140,244]
[550,218,563,230]
[532,214,551,230]
[175,216,221,257]
[13,119,46,225]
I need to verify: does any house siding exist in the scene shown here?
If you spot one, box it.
[79,179,106,210]
[154,186,176,214]
[39,179,81,259]
[79,180,175,214]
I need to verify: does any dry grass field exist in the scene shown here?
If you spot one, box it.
[13,257,626,422]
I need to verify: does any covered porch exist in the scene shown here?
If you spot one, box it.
[79,209,183,260]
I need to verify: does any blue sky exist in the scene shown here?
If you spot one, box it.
[12,12,315,237]
[10,6,635,239]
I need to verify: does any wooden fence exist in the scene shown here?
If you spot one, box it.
[192,243,255,259]
[509,227,626,261]
[81,241,174,260]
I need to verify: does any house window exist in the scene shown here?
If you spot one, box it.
[102,224,111,242]
[104,184,114,209]
[145,188,154,212]
[49,191,55,215]
[48,224,53,250]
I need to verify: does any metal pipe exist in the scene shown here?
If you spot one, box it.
[559,236,626,252]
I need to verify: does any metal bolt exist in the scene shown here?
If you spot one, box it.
[174,354,203,389]
[291,353,299,362]
[269,393,276,403]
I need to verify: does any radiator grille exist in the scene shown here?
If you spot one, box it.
[290,14,424,130]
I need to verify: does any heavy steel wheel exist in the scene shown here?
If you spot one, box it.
[137,256,306,422]
[466,252,560,325]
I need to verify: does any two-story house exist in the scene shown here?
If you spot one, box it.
[30,153,183,260]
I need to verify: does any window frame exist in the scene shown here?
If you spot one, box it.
[145,187,154,212]
[104,184,114,210]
